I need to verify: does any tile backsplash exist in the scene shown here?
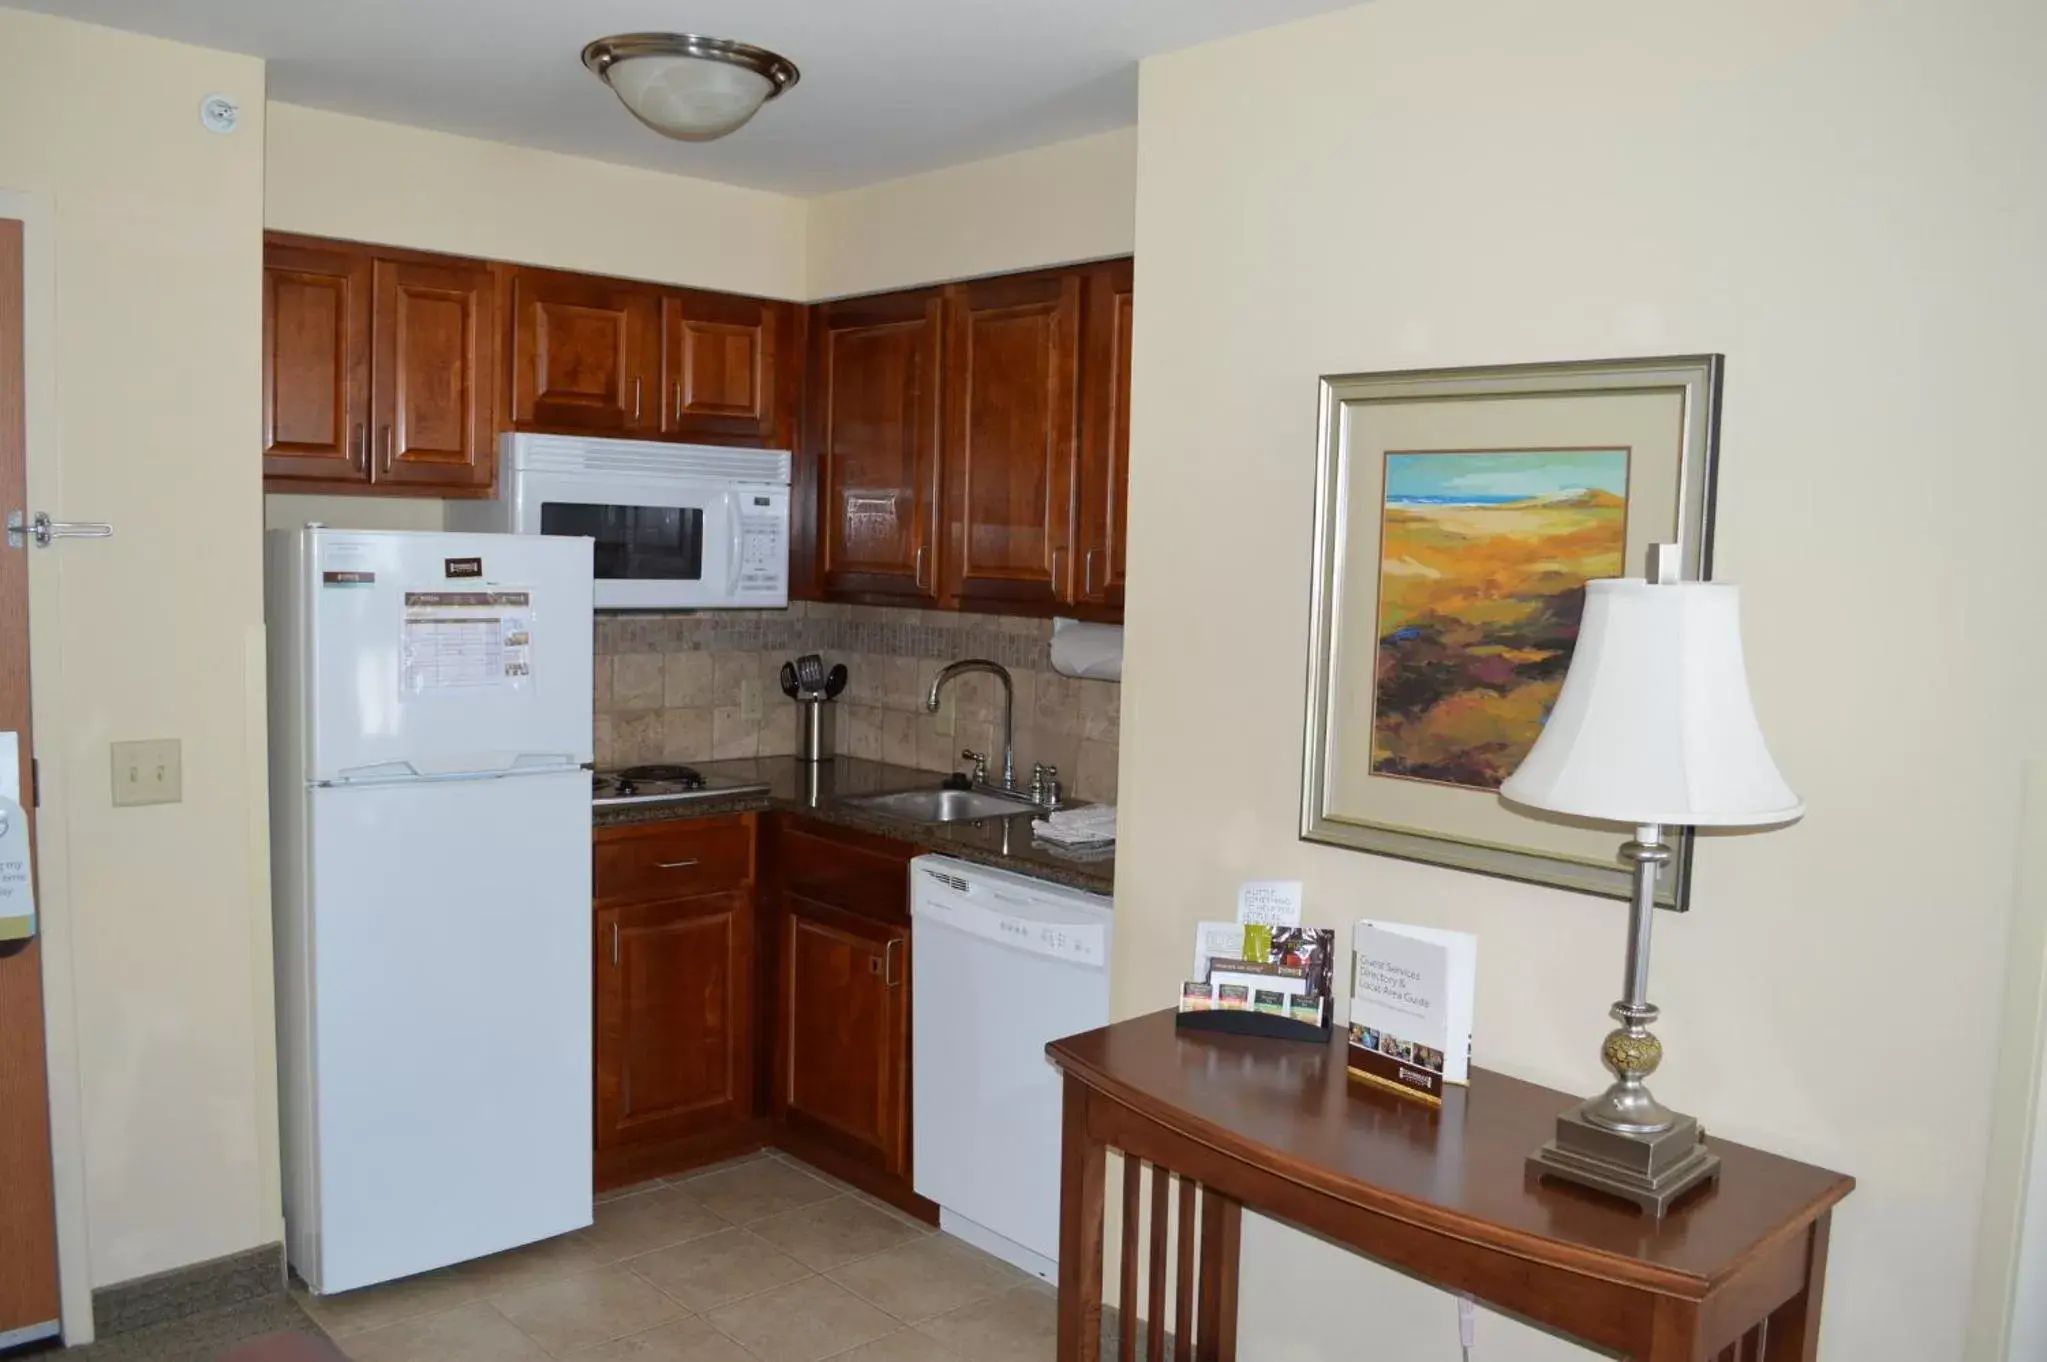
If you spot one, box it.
[593,603,1121,804]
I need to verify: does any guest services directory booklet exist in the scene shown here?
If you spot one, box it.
[1348,921,1477,1104]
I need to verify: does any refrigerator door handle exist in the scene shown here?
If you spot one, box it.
[323,756,584,787]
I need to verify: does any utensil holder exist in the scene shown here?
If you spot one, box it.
[796,695,836,763]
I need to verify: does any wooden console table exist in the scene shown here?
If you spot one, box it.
[1049,1012,1852,1362]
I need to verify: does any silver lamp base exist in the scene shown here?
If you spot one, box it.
[1528,1105,1721,1217]
[1528,824,1721,1217]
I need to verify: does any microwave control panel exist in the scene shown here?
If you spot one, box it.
[738,494,788,594]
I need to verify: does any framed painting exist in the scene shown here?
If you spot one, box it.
[1300,356,1723,909]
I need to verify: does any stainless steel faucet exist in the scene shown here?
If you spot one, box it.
[927,658,1016,791]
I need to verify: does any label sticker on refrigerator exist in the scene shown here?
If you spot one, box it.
[321,540,373,586]
[400,590,533,695]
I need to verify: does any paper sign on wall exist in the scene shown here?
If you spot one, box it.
[0,796,33,943]
[401,590,534,696]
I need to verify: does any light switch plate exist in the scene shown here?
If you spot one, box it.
[934,689,957,738]
[739,679,763,722]
[111,739,181,807]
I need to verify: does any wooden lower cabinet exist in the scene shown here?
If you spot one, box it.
[595,890,753,1152]
[590,812,933,1216]
[593,816,761,1188]
[774,892,910,1176]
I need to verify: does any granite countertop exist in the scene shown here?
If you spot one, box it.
[594,756,1115,896]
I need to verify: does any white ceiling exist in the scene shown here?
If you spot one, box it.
[29,0,1358,194]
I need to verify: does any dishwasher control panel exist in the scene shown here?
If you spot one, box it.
[913,869,1109,968]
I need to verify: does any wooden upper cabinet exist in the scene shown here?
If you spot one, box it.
[371,256,496,492]
[777,892,909,1176]
[595,890,755,1152]
[1073,259,1134,613]
[264,234,500,497]
[941,271,1082,610]
[507,268,661,437]
[263,239,372,485]
[663,290,794,446]
[811,290,945,603]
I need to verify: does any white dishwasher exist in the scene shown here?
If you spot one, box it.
[911,854,1112,1281]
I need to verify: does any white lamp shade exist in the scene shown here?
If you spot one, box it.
[1500,579,1803,828]
[605,55,775,141]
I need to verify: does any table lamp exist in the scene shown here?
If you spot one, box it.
[1500,545,1802,1215]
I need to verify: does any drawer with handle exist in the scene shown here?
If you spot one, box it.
[595,814,754,905]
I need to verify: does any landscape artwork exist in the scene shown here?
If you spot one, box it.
[1370,448,1629,791]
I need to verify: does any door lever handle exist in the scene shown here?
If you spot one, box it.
[8,511,113,550]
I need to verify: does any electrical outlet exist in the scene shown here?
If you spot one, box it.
[934,688,957,738]
[111,739,182,807]
[739,678,763,722]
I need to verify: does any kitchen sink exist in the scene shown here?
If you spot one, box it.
[847,787,1042,824]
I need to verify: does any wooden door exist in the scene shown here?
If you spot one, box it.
[663,291,788,445]
[0,218,60,1344]
[1073,260,1133,613]
[507,269,660,436]
[263,238,372,485]
[941,271,1082,610]
[811,291,944,603]
[371,257,497,494]
[595,890,754,1150]
[777,893,908,1174]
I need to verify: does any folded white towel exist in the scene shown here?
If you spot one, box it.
[1033,803,1117,846]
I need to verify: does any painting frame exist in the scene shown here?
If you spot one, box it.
[1300,355,1723,910]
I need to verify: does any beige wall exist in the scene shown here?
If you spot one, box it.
[1120,1,2046,1359]
[263,493,443,534]
[265,103,808,300]
[0,7,279,1295]
[806,128,1137,299]
[268,106,1134,308]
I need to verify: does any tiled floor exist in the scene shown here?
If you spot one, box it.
[295,1152,1056,1362]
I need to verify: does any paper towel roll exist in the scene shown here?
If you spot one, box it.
[1051,617,1123,682]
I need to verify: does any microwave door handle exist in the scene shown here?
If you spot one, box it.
[727,492,745,596]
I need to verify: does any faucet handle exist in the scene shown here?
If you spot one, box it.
[960,749,989,785]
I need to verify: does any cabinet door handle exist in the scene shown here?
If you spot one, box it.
[884,937,901,988]
[378,425,393,473]
[633,377,643,422]
[1051,547,1065,592]
[1084,548,1098,598]
[351,422,366,471]
[610,921,620,967]
[913,545,928,590]
[656,859,700,870]
[673,382,683,421]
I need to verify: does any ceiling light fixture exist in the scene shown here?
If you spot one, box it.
[581,33,800,143]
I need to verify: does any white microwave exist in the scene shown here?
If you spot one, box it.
[450,433,790,610]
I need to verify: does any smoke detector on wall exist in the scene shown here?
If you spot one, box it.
[199,94,240,134]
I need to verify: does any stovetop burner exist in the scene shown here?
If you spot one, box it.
[591,762,770,807]
[614,764,706,788]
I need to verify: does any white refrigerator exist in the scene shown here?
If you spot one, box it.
[266,527,595,1294]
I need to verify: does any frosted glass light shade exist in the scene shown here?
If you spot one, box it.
[1500,579,1803,828]
[582,35,799,143]
[607,57,774,141]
